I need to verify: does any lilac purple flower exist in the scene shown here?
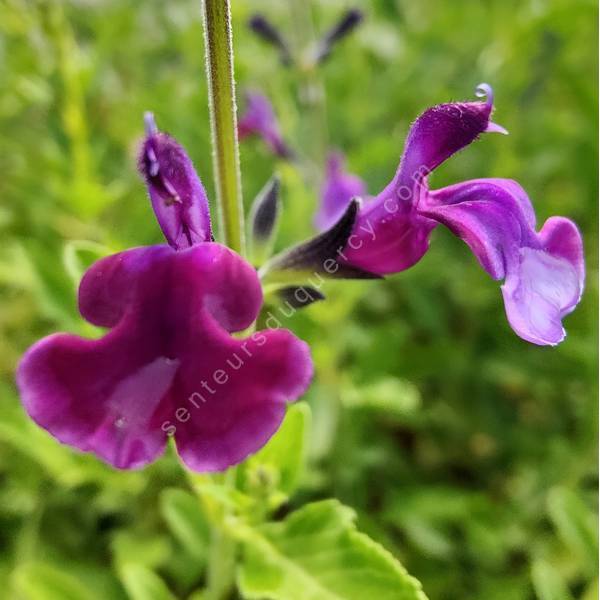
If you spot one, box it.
[238,91,292,158]
[320,85,584,345]
[315,152,367,231]
[17,116,312,472]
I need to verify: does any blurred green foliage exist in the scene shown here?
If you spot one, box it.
[0,0,597,598]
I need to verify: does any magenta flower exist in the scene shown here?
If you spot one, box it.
[17,116,312,472]
[315,152,367,231]
[324,85,584,346]
[238,91,292,158]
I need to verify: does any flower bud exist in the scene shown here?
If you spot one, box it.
[139,113,212,250]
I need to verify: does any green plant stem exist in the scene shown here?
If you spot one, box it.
[197,4,243,595]
[206,522,236,600]
[202,0,245,255]
[289,0,329,189]
[205,468,237,600]
[187,469,237,600]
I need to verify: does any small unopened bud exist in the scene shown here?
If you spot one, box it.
[248,14,293,67]
[315,9,364,64]
[139,113,212,250]
[276,286,325,309]
[259,199,381,282]
[249,175,281,265]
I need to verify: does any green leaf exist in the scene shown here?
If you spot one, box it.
[112,531,171,570]
[547,487,598,573]
[12,562,100,600]
[237,499,428,600]
[342,377,421,418]
[160,488,210,560]
[531,560,574,600]
[401,518,454,560]
[581,579,599,600]
[0,386,145,493]
[119,564,175,600]
[20,240,78,327]
[62,240,112,288]
[245,402,310,500]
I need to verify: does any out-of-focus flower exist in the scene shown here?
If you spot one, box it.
[238,91,292,158]
[324,85,584,345]
[17,115,312,472]
[315,152,366,231]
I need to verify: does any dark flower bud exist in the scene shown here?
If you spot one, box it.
[276,286,325,309]
[248,14,293,67]
[315,9,364,64]
[259,199,381,283]
[249,175,281,265]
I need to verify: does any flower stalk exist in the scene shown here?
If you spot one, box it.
[289,0,329,187]
[202,0,245,255]
[200,4,244,596]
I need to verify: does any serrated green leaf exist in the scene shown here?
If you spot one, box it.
[119,564,175,600]
[160,488,209,560]
[531,559,574,600]
[12,562,100,600]
[547,487,598,573]
[237,499,428,600]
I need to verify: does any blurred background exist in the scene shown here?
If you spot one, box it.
[0,0,597,599]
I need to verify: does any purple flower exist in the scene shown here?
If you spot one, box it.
[17,116,312,472]
[334,85,584,345]
[315,152,367,231]
[238,91,292,158]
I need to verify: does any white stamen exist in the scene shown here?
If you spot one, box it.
[144,111,158,136]
[147,147,159,176]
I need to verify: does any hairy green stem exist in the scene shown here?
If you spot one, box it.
[202,0,245,255]
[198,3,242,596]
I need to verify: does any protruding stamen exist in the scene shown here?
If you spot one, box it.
[162,177,181,204]
[144,111,158,136]
[147,147,159,176]
[475,83,494,108]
